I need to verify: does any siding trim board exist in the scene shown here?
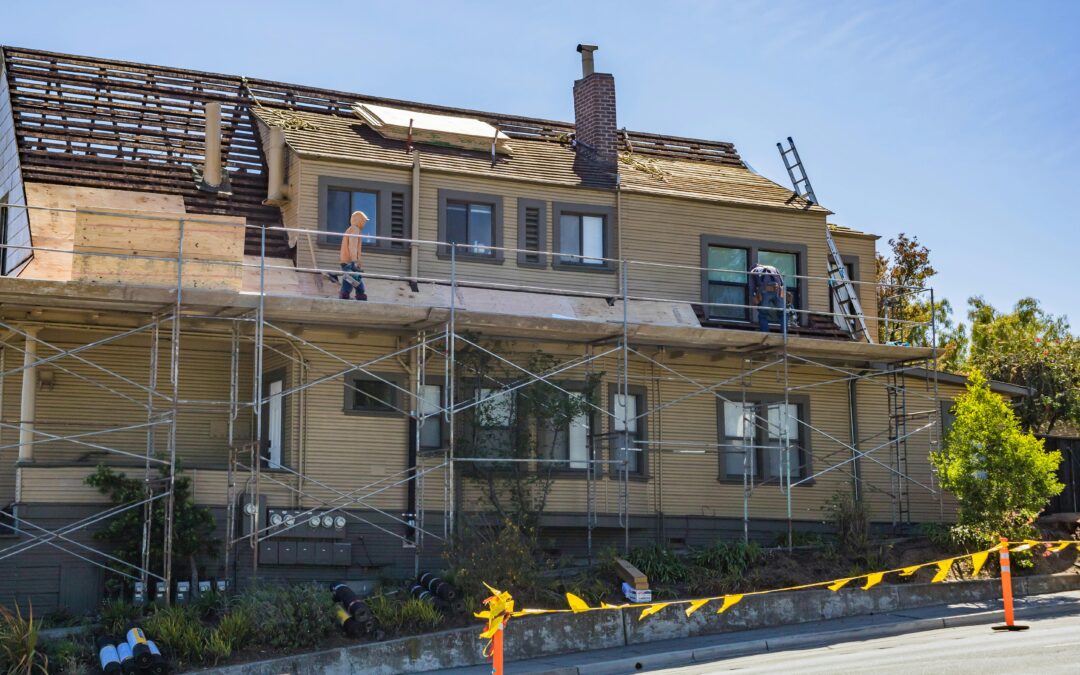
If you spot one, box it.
[435,189,505,264]
[316,175,411,254]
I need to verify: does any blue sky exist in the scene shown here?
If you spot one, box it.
[4,1,1077,327]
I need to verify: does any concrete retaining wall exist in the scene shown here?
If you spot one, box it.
[203,572,1080,675]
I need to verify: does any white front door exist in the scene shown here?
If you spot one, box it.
[267,379,283,469]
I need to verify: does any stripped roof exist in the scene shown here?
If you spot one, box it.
[1,44,822,247]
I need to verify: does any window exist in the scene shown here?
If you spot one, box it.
[539,390,592,470]
[464,387,515,458]
[328,188,378,245]
[419,384,444,449]
[718,397,809,482]
[447,202,495,256]
[517,199,547,267]
[344,374,402,414]
[261,369,286,469]
[701,236,807,323]
[437,190,503,262]
[552,203,615,271]
[940,400,956,438]
[318,177,410,251]
[611,391,646,475]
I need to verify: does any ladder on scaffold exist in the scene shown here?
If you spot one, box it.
[887,365,911,526]
[776,137,873,343]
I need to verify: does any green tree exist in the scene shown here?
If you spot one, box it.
[931,371,1063,545]
[86,463,218,594]
[965,297,1080,434]
[876,233,965,366]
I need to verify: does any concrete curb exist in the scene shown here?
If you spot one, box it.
[197,572,1080,674]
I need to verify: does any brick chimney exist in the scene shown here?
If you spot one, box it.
[573,44,618,168]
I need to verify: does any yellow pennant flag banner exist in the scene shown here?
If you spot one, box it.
[476,539,1079,639]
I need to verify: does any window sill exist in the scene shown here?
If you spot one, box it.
[551,260,615,274]
[342,408,404,418]
[435,248,505,265]
[716,476,815,487]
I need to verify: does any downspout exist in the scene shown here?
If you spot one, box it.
[409,150,421,291]
[848,371,867,501]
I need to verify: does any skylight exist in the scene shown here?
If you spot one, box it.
[353,103,513,155]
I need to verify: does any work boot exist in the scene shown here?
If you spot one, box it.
[339,290,351,300]
[355,293,368,301]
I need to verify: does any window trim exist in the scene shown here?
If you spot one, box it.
[715,392,812,484]
[343,372,407,416]
[700,235,809,323]
[436,189,504,264]
[551,202,616,272]
[608,384,649,480]
[516,198,548,268]
[317,176,411,254]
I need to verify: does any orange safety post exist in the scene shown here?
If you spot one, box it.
[490,620,504,675]
[992,537,1028,631]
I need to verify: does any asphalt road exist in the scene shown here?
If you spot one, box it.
[650,612,1080,674]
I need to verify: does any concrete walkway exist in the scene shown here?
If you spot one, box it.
[434,590,1080,675]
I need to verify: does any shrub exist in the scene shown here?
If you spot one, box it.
[447,522,545,603]
[0,602,48,674]
[234,582,335,650]
[98,599,142,636]
[931,372,1063,546]
[824,491,870,554]
[398,599,443,632]
[214,608,254,651]
[365,593,401,633]
[143,605,206,664]
[203,628,232,666]
[627,545,689,585]
[41,638,85,674]
[690,541,763,577]
[192,589,230,621]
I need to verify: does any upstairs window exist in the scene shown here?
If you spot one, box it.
[611,391,646,475]
[438,190,504,262]
[552,203,615,271]
[328,188,377,245]
[701,237,806,322]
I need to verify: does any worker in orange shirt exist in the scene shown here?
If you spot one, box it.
[339,211,368,301]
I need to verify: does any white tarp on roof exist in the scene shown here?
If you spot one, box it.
[353,102,513,155]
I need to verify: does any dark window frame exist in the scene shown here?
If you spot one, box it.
[700,235,808,324]
[829,255,861,319]
[715,392,813,484]
[536,380,597,477]
[607,384,649,480]
[516,198,548,268]
[343,372,407,416]
[551,202,616,272]
[317,176,411,254]
[436,189,504,264]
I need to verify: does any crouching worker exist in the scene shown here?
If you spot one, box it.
[339,210,368,301]
[749,261,785,333]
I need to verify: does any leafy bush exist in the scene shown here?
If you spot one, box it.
[931,372,1063,545]
[447,522,544,602]
[398,599,443,632]
[192,589,231,621]
[365,593,443,635]
[627,545,689,584]
[98,599,142,636]
[690,541,763,577]
[825,491,870,553]
[143,605,206,664]
[41,638,85,674]
[214,608,254,651]
[203,628,232,666]
[0,602,48,674]
[234,583,335,650]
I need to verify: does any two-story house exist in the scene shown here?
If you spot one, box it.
[0,44,1010,613]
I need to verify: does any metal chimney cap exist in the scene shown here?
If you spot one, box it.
[576,44,599,54]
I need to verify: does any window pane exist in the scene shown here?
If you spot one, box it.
[353,379,393,411]
[723,402,755,439]
[581,215,604,264]
[708,284,747,320]
[766,403,799,441]
[763,444,787,480]
[559,214,581,263]
[419,384,442,448]
[349,191,378,244]
[724,439,753,477]
[568,406,589,469]
[708,246,748,283]
[446,203,467,245]
[613,393,638,433]
[327,189,351,239]
[468,203,493,254]
[478,387,513,427]
[759,250,798,288]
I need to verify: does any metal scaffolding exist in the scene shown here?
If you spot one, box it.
[0,202,942,600]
